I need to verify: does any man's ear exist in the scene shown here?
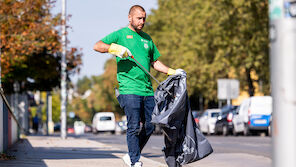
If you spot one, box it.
[128,14,132,22]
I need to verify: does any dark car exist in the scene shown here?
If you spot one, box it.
[84,124,93,133]
[215,105,238,136]
[54,123,60,132]
[192,110,203,125]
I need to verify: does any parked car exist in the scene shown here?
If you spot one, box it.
[84,124,93,133]
[215,105,238,136]
[198,109,220,135]
[232,96,272,136]
[54,123,60,132]
[67,127,75,134]
[115,120,127,134]
[192,110,203,125]
[92,112,116,134]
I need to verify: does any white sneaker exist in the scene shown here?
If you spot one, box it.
[122,153,131,167]
[132,162,143,167]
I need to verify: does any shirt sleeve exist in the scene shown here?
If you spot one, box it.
[101,30,119,44]
[151,41,161,62]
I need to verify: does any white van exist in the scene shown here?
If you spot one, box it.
[232,96,272,136]
[198,109,220,135]
[92,112,116,134]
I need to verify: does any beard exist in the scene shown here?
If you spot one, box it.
[131,20,144,32]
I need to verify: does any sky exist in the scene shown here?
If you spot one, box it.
[52,0,158,83]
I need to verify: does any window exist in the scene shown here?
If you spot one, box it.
[211,112,219,117]
[100,116,112,121]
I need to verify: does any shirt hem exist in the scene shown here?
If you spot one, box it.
[119,91,154,96]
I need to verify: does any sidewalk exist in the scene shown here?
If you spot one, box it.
[0,135,271,167]
[0,135,166,167]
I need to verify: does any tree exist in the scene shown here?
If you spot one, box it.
[77,76,92,95]
[0,0,60,75]
[146,0,231,103]
[51,91,61,123]
[0,0,83,93]
[85,59,121,114]
[223,0,269,96]
[71,97,92,124]
[145,0,269,105]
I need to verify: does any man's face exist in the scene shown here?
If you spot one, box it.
[128,9,146,32]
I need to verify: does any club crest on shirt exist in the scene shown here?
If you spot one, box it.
[126,35,133,39]
[144,43,148,49]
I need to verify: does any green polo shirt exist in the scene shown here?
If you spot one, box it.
[101,27,161,96]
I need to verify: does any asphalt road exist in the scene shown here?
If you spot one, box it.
[84,133,271,165]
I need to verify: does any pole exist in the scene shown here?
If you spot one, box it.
[13,82,20,120]
[270,0,296,167]
[46,92,48,136]
[131,56,161,85]
[199,94,203,112]
[218,100,222,109]
[60,0,67,139]
[226,81,231,106]
[0,30,2,88]
[47,92,53,135]
[130,55,173,97]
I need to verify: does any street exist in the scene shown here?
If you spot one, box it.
[0,133,272,167]
[84,133,272,166]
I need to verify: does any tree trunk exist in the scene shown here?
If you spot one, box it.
[246,68,254,96]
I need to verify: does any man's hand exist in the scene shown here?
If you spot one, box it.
[167,68,186,76]
[108,43,132,58]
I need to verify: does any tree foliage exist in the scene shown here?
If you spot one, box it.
[51,91,61,123]
[76,76,92,95]
[0,0,60,75]
[71,58,122,123]
[146,0,269,104]
[0,0,82,93]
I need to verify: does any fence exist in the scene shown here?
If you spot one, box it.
[0,89,23,153]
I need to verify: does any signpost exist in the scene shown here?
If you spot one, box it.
[217,79,239,107]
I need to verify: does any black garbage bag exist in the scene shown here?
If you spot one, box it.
[151,73,213,166]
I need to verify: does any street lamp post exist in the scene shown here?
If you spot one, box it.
[270,0,296,167]
[60,0,67,139]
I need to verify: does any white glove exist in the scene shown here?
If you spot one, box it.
[167,68,186,76]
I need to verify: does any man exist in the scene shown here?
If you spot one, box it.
[94,5,182,167]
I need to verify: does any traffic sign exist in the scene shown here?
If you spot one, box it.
[217,79,239,100]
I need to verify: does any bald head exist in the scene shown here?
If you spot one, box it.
[129,5,145,15]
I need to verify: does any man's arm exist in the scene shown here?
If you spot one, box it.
[151,60,169,74]
[93,41,110,53]
[152,60,184,76]
[94,41,132,58]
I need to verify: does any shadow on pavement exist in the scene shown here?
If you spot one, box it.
[142,153,163,158]
[0,139,47,167]
[0,138,125,167]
